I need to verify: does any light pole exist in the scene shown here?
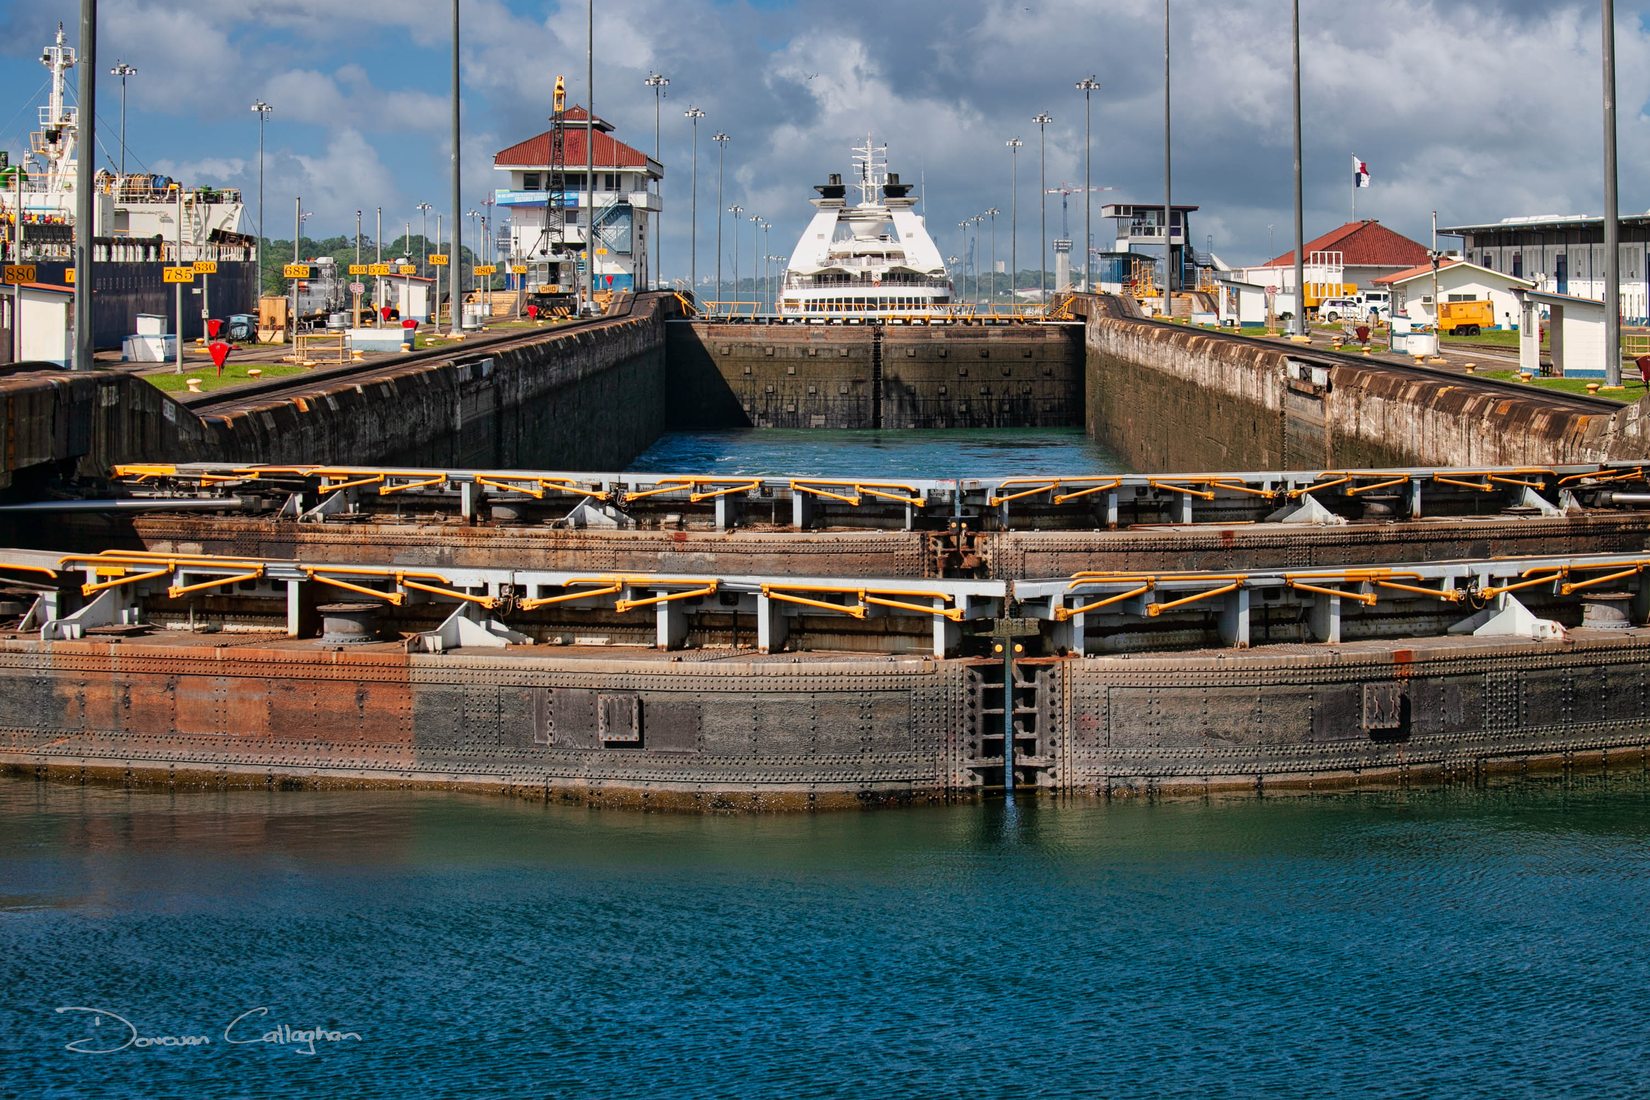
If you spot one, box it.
[760,221,771,310]
[250,99,271,297]
[483,195,495,316]
[645,73,668,289]
[685,106,704,293]
[1007,137,1022,305]
[72,0,96,371]
[713,131,729,307]
[728,203,743,300]
[416,202,432,269]
[987,207,998,305]
[110,61,136,177]
[583,0,594,312]
[1268,223,1275,258]
[1075,77,1100,292]
[467,207,479,323]
[449,0,463,337]
[749,213,761,303]
[1033,112,1051,302]
[1290,0,1305,338]
[1604,0,1622,386]
[1163,0,1174,299]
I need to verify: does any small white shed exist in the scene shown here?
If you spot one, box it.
[0,283,75,367]
[1515,289,1610,378]
[1215,278,1271,328]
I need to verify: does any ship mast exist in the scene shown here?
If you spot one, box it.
[36,23,80,195]
[850,134,887,207]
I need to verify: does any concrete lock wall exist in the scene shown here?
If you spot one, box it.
[1082,313,1650,470]
[206,311,668,471]
[666,322,1083,430]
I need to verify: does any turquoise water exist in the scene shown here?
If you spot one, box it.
[5,776,1650,1097]
[630,427,1124,478]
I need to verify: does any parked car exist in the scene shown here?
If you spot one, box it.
[1317,297,1361,322]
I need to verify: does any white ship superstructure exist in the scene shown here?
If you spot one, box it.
[1,25,244,249]
[779,138,951,317]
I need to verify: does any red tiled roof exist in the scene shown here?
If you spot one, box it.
[1260,220,1429,269]
[494,106,649,169]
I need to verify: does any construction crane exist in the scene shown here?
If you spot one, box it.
[1044,183,1114,244]
[524,76,578,317]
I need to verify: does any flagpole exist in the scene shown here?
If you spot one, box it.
[1351,154,1357,222]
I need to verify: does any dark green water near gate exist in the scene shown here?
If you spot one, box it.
[5,776,1650,1097]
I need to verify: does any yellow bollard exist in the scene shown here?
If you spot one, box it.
[1464,364,1476,373]
[1520,371,1533,382]
[184,378,203,393]
[247,369,262,379]
[1587,382,1601,393]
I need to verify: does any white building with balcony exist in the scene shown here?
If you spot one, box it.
[492,106,661,295]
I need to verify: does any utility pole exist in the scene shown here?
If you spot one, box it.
[449,0,462,336]
[1603,0,1622,386]
[645,72,668,289]
[1076,77,1100,293]
[173,184,184,373]
[685,107,704,295]
[110,60,136,176]
[1033,113,1051,303]
[713,131,729,309]
[73,0,97,371]
[584,0,594,312]
[1007,138,1022,306]
[251,100,271,309]
[1290,0,1306,339]
[1163,0,1174,300]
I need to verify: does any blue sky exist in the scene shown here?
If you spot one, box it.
[1,0,1647,283]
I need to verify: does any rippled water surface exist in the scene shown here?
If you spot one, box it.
[629,427,1124,478]
[5,777,1650,1098]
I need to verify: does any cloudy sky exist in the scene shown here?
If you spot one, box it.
[2,0,1647,281]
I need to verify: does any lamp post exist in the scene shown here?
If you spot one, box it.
[1033,112,1051,303]
[728,203,743,300]
[583,0,594,312]
[1075,77,1100,292]
[483,195,495,316]
[1006,137,1022,304]
[1163,0,1174,299]
[110,61,136,177]
[72,0,96,371]
[685,107,704,293]
[1290,0,1305,337]
[449,0,462,337]
[760,221,771,311]
[250,99,271,297]
[416,202,432,271]
[467,207,479,325]
[713,131,729,307]
[1603,0,1622,386]
[749,213,761,305]
[415,203,435,324]
[645,73,668,289]
[987,207,998,305]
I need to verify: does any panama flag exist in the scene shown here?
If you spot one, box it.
[1353,156,1371,189]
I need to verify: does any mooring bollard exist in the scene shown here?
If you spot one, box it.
[184,378,203,393]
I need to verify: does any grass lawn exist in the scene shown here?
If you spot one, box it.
[141,359,311,394]
[1475,368,1640,402]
